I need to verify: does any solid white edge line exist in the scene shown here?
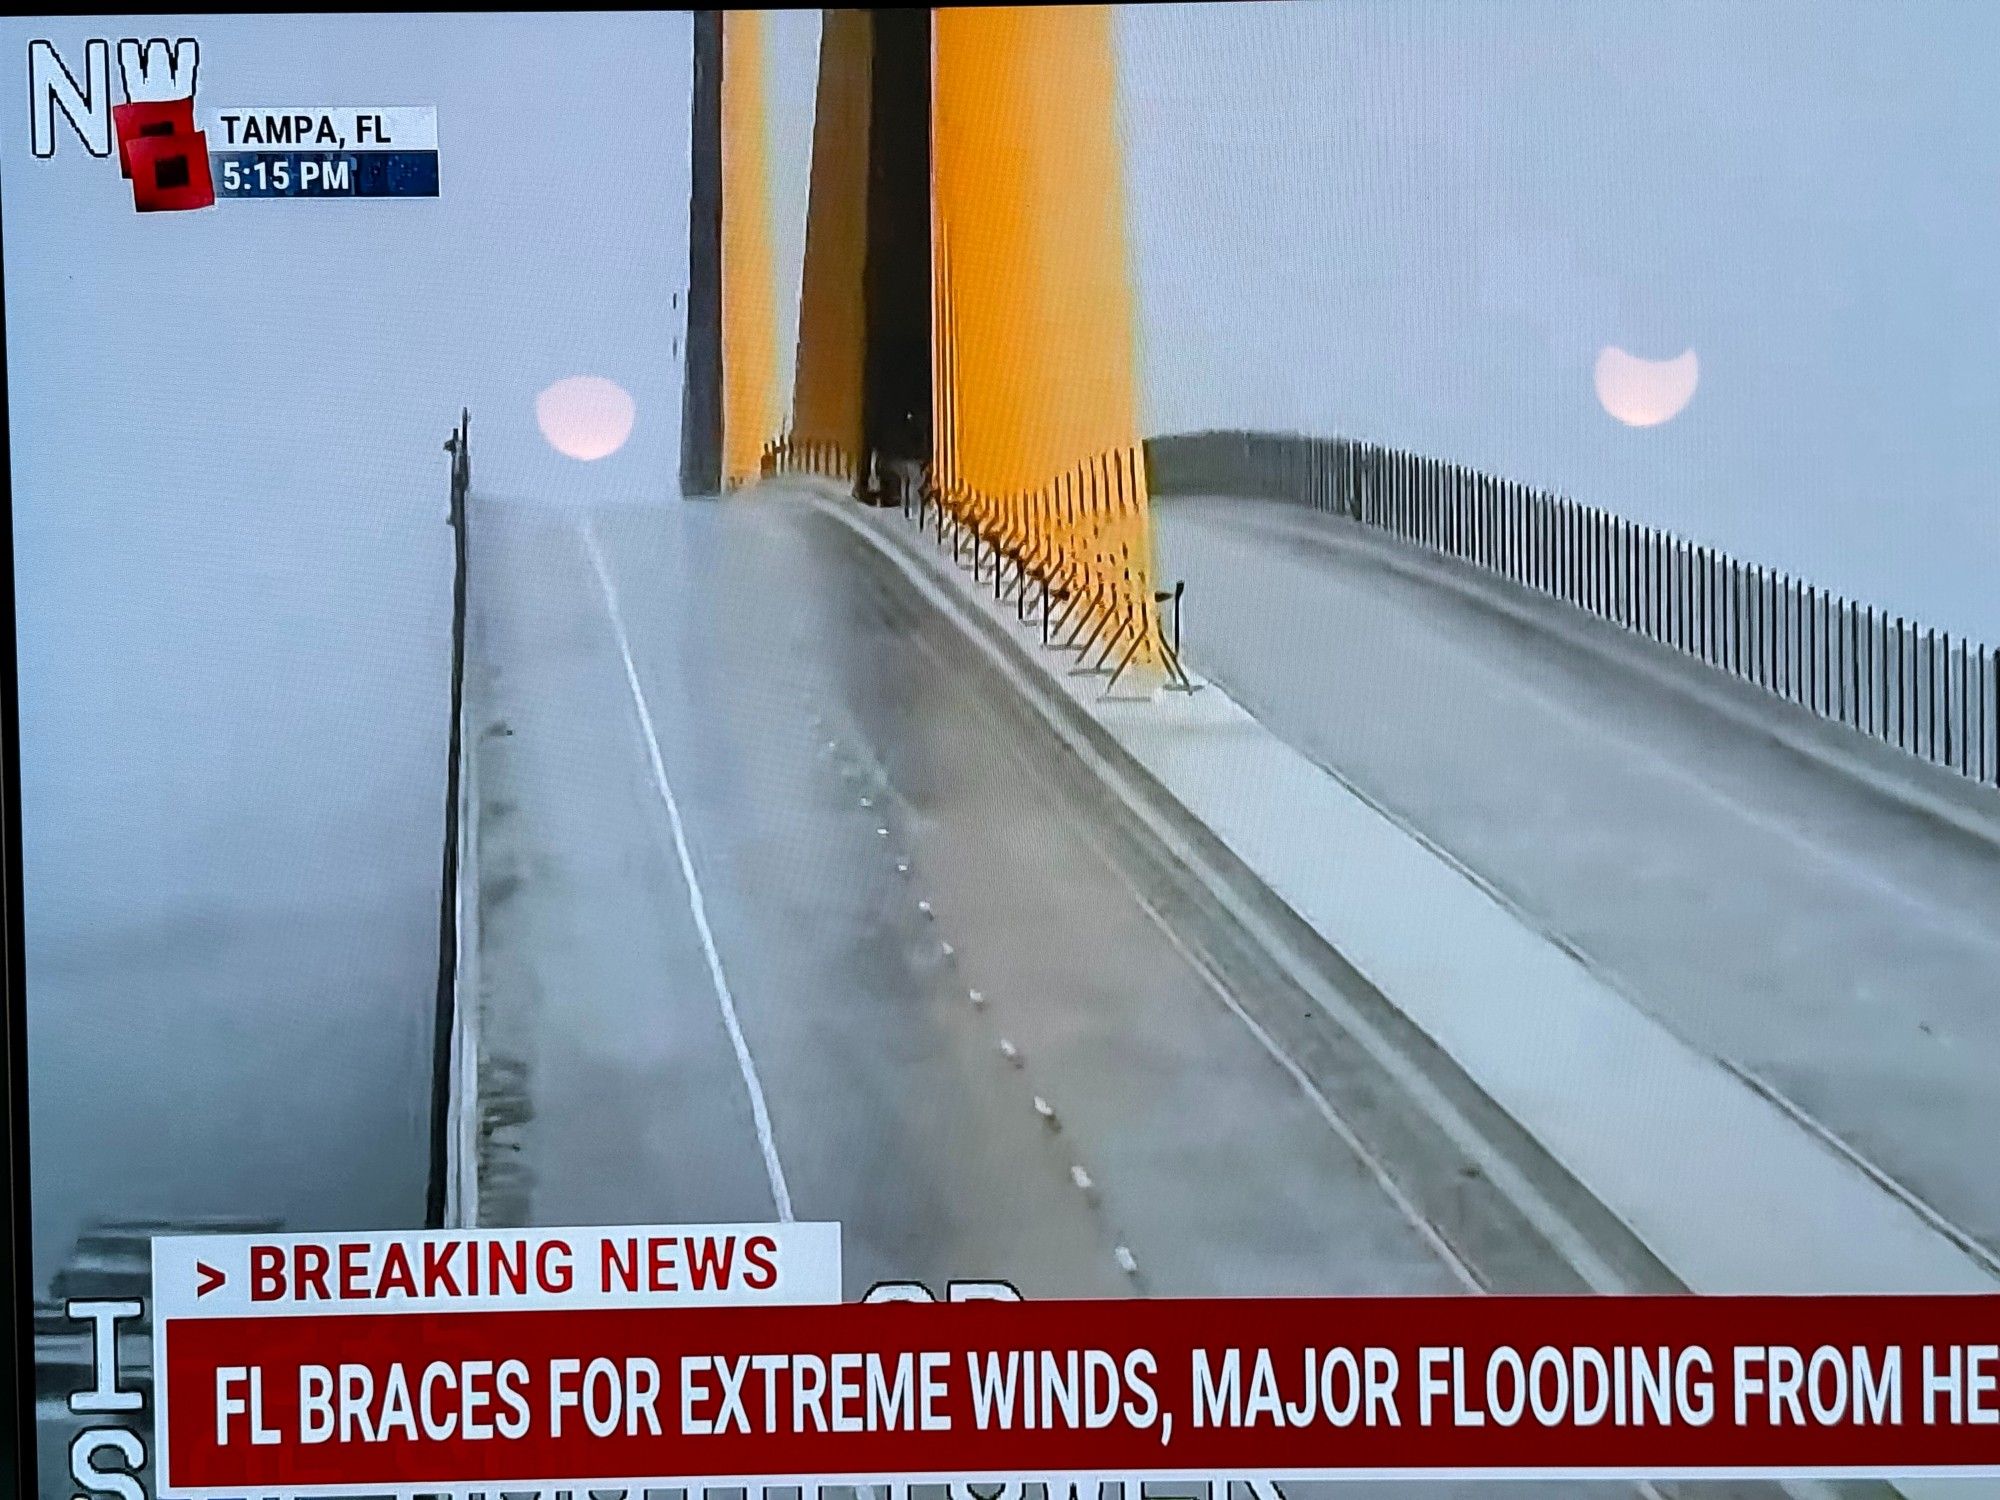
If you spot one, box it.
[582,519,795,1223]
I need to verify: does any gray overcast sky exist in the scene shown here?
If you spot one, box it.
[3,10,687,1278]
[1118,0,2000,644]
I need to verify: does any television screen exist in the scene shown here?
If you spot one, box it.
[4,7,1998,1497]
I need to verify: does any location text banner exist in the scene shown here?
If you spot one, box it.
[203,107,438,151]
[160,1293,2000,1493]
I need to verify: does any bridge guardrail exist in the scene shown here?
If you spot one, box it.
[1147,429,1999,793]
[429,409,471,1227]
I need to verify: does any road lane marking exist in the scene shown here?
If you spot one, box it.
[823,496,1492,1293]
[582,519,795,1223]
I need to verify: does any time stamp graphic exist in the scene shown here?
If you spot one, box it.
[207,106,438,198]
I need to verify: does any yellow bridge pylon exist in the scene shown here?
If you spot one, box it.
[720,9,781,490]
[694,7,1186,691]
[932,5,1171,689]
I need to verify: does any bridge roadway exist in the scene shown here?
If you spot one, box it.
[455,483,1971,1500]
[1153,496,2000,1274]
[462,490,1510,1307]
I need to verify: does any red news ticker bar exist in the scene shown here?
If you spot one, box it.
[163,1294,2000,1489]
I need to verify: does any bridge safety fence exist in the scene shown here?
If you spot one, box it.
[427,408,472,1228]
[1146,429,1999,793]
[762,440,1197,695]
[919,448,1196,695]
[761,434,855,487]
[768,434,1192,700]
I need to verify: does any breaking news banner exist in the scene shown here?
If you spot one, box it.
[140,1225,2000,1496]
[202,107,439,198]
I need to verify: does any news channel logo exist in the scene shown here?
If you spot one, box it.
[27,36,440,210]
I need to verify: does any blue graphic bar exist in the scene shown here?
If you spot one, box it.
[209,150,439,199]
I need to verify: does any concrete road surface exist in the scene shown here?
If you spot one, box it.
[1155,495,2000,1273]
[448,487,1909,1500]
[462,490,1477,1301]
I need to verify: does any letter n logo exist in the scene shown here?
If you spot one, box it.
[28,39,113,158]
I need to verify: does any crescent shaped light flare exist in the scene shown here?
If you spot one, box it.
[536,375,636,461]
[1594,346,1698,428]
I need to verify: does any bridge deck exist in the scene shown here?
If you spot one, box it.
[460,491,1493,1305]
[447,481,2000,1497]
[1156,495,2000,1270]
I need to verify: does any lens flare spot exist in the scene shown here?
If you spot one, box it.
[536,376,636,461]
[1594,346,1698,428]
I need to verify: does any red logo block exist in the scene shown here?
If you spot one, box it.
[127,129,215,213]
[111,97,196,178]
[113,97,214,212]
